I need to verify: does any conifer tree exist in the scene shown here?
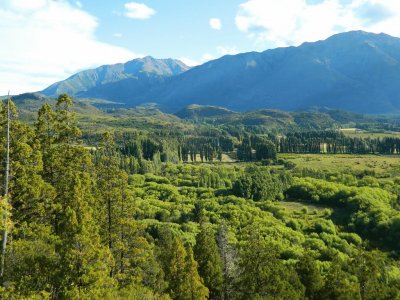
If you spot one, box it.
[194,223,223,299]
[186,245,210,300]
[0,100,57,295]
[95,132,127,273]
[36,95,114,297]
[156,227,208,299]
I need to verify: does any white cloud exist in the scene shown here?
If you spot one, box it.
[179,53,217,67]
[179,57,200,67]
[209,18,222,30]
[76,1,82,8]
[180,47,239,68]
[0,0,138,95]
[8,0,47,11]
[217,46,239,56]
[235,0,400,48]
[114,33,123,38]
[124,2,155,20]
[202,53,216,61]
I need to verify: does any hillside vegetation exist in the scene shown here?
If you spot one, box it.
[1,94,400,299]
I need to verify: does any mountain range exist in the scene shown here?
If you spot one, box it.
[40,31,400,114]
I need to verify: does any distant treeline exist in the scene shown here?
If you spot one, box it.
[98,130,400,173]
[278,131,400,154]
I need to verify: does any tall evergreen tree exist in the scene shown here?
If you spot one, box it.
[194,223,223,299]
[156,227,208,299]
[37,95,115,297]
[0,100,57,296]
[95,132,128,273]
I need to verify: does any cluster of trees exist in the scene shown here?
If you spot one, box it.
[232,166,291,201]
[119,133,235,165]
[236,136,277,161]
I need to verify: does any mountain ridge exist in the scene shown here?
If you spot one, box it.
[40,31,400,114]
[41,56,190,102]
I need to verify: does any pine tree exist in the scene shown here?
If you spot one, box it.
[116,219,166,293]
[0,100,57,296]
[36,95,115,297]
[194,223,223,299]
[157,227,208,299]
[95,132,128,273]
[0,95,11,279]
[186,245,210,300]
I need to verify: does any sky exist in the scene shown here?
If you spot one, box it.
[1,0,400,95]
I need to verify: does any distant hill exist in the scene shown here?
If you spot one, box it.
[175,104,236,119]
[41,56,190,104]
[39,31,400,114]
[10,93,399,132]
[175,104,380,131]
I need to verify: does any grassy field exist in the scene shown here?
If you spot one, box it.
[340,128,400,138]
[278,201,328,213]
[279,153,400,177]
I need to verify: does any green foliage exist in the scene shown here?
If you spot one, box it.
[286,177,400,248]
[234,226,305,299]
[319,255,361,300]
[2,95,400,299]
[296,253,324,300]
[232,166,290,201]
[156,227,209,299]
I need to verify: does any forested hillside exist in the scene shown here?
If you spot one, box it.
[1,95,400,299]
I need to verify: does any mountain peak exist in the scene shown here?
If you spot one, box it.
[41,56,190,98]
[321,30,400,45]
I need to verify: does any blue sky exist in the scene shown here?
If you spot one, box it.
[89,0,251,62]
[1,0,400,94]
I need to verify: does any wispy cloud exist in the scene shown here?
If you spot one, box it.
[0,0,138,94]
[209,18,222,30]
[179,57,200,67]
[236,0,400,48]
[124,2,155,20]
[217,46,239,56]
[202,53,215,61]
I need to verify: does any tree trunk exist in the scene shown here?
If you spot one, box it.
[1,93,11,278]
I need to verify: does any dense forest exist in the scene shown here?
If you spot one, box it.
[1,94,400,299]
